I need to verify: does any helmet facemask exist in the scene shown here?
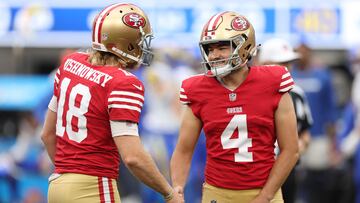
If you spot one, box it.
[138,27,154,66]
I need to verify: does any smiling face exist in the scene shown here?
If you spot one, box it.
[206,42,232,68]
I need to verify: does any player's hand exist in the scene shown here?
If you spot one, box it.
[165,188,184,203]
[250,194,271,203]
[174,185,184,197]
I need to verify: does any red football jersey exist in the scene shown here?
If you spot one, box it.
[179,65,294,189]
[52,52,144,179]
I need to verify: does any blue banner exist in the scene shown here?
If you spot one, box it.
[0,75,52,110]
[0,1,355,48]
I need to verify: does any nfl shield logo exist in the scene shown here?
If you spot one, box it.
[229,93,237,101]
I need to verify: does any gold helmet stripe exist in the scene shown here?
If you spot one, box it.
[205,13,221,37]
[205,11,228,37]
[93,3,128,43]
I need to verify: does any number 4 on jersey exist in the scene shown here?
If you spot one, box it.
[221,114,253,162]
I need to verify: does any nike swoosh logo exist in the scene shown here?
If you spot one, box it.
[132,84,143,91]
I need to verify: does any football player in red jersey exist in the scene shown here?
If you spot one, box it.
[40,3,182,203]
[170,12,299,203]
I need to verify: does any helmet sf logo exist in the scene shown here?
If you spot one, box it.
[123,13,146,28]
[231,16,250,31]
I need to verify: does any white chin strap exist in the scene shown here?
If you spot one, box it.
[92,42,140,62]
[207,59,248,77]
[111,47,140,63]
[208,64,232,77]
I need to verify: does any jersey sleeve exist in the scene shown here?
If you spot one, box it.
[179,83,191,105]
[53,68,61,98]
[107,77,144,123]
[278,66,294,93]
[179,77,202,118]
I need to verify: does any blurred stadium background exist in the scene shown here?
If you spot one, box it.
[0,0,360,202]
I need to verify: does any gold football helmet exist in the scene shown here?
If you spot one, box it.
[199,11,258,77]
[92,3,153,67]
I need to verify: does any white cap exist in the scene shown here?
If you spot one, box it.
[258,38,300,64]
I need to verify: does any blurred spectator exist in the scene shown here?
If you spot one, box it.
[292,43,342,203]
[0,111,48,203]
[139,48,205,203]
[336,46,360,203]
[337,101,358,203]
[0,48,77,203]
[258,38,313,203]
[351,47,360,127]
[142,51,181,135]
[330,63,353,110]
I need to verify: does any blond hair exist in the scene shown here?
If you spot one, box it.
[87,48,138,69]
[87,48,124,66]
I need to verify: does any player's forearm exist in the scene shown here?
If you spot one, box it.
[41,134,56,163]
[170,149,193,188]
[125,149,173,197]
[41,109,58,164]
[259,149,299,200]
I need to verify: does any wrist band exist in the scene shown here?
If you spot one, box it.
[163,190,174,201]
